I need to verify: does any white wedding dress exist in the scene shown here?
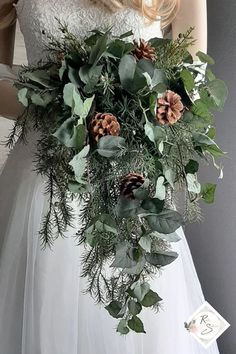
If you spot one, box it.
[0,1,220,353]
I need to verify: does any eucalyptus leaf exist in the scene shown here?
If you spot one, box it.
[63,82,74,108]
[164,168,176,188]
[107,39,127,58]
[79,64,103,93]
[206,68,216,81]
[136,59,154,78]
[141,290,162,307]
[116,197,141,218]
[53,118,86,149]
[31,92,53,107]
[105,301,123,319]
[73,88,94,120]
[201,183,217,204]
[128,316,146,334]
[118,54,136,91]
[89,32,108,66]
[144,121,164,144]
[180,69,195,92]
[117,319,130,335]
[124,256,146,275]
[18,88,28,107]
[73,88,84,116]
[152,69,167,89]
[207,79,228,111]
[186,173,201,194]
[141,198,164,214]
[191,100,212,123]
[204,144,226,157]
[24,70,53,88]
[97,136,126,158]
[193,133,226,157]
[69,145,90,183]
[111,241,137,269]
[146,251,178,267]
[145,209,183,234]
[196,51,215,65]
[207,127,216,139]
[132,282,150,302]
[193,132,215,146]
[139,235,152,252]
[128,300,142,316]
[154,176,166,201]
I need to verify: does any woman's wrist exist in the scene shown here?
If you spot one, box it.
[0,62,16,81]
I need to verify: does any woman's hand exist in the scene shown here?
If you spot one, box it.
[172,0,207,57]
[0,79,24,120]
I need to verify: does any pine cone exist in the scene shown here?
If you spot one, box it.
[133,39,157,61]
[90,113,121,142]
[120,173,145,199]
[156,90,184,125]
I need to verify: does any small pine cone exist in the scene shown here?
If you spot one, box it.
[156,90,184,125]
[90,113,121,142]
[133,39,157,61]
[120,173,145,199]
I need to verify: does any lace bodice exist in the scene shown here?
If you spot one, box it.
[15,0,162,65]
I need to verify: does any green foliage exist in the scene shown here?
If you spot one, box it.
[141,290,162,307]
[9,24,227,335]
[146,251,178,267]
[97,136,126,158]
[201,183,217,204]
[18,88,29,107]
[145,210,183,234]
[180,69,194,92]
[105,301,123,319]
[196,51,215,65]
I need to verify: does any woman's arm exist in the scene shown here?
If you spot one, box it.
[0,5,24,120]
[171,0,207,57]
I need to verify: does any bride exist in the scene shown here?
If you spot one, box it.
[0,0,220,353]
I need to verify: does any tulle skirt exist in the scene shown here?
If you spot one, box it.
[0,134,220,354]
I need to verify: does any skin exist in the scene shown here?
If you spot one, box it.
[0,0,207,119]
[172,0,208,55]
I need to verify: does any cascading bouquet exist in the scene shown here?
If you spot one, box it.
[8,22,228,334]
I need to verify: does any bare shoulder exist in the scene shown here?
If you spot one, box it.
[171,0,207,55]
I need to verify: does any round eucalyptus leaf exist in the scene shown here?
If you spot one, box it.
[141,290,162,307]
[128,300,142,316]
[128,316,146,333]
[105,301,123,319]
[117,319,130,335]
[146,251,178,267]
[144,209,183,234]
[97,136,126,158]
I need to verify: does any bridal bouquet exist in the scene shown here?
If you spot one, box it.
[8,23,227,334]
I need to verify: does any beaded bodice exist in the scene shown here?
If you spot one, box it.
[15,0,162,64]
